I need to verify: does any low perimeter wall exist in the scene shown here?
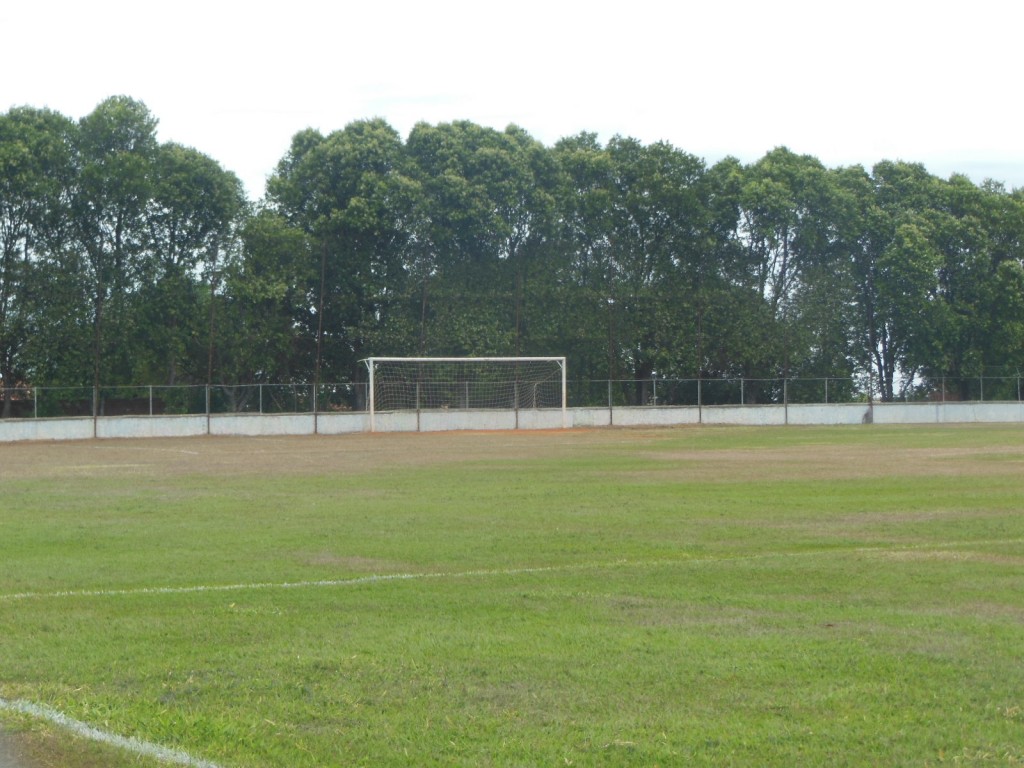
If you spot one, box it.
[1,401,1022,443]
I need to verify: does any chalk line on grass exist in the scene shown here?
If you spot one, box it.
[0,698,223,768]
[0,566,579,603]
[3,539,1021,604]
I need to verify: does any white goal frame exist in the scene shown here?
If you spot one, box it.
[362,357,567,432]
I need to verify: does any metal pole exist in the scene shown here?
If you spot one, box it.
[608,379,613,426]
[514,380,519,430]
[313,383,319,435]
[560,359,567,429]
[368,360,376,433]
[784,378,789,425]
[314,242,328,436]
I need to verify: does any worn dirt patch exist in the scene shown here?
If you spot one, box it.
[647,442,1024,482]
[295,552,411,571]
[0,727,114,768]
[2,426,1023,485]
[0,430,612,483]
[874,549,1024,566]
[0,732,30,768]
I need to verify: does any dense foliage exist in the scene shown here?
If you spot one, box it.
[2,98,1023,414]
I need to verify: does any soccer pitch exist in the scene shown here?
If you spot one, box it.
[1,425,1023,767]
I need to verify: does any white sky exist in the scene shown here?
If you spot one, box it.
[4,0,1023,199]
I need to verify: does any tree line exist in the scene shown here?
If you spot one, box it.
[2,96,1023,416]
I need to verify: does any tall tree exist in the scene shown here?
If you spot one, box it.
[0,106,75,415]
[266,118,418,384]
[135,142,246,385]
[71,96,158,406]
[926,175,1024,398]
[210,210,314,412]
[734,148,843,384]
[405,121,560,357]
[602,137,707,401]
[550,133,617,382]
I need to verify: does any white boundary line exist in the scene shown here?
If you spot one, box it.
[3,539,1020,766]
[0,565,578,603]
[0,698,224,768]
[4,539,1021,604]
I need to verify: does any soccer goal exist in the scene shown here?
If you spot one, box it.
[361,357,567,432]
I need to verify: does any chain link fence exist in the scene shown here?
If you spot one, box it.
[0,383,367,419]
[2,374,1022,419]
[571,374,1024,408]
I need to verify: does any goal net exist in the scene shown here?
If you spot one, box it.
[362,357,567,431]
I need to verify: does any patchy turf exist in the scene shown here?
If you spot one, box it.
[2,425,1023,766]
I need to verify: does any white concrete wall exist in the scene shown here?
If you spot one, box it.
[600,406,701,427]
[97,415,207,439]
[701,405,785,426]
[420,409,518,432]
[514,409,568,430]
[570,408,612,428]
[0,417,95,442]
[3,401,1024,443]
[871,401,1024,424]
[785,404,871,426]
[210,413,315,437]
[316,412,369,435]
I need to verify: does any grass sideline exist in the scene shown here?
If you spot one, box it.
[1,425,1023,766]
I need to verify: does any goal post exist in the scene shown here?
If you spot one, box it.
[362,357,567,432]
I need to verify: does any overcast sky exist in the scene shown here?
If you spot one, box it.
[4,0,1022,199]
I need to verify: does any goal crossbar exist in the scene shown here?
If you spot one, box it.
[361,357,567,432]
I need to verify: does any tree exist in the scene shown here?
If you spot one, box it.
[0,107,76,415]
[734,149,846,384]
[134,142,246,386]
[602,137,707,402]
[550,133,617,384]
[405,121,560,358]
[70,96,158,408]
[925,175,1024,398]
[266,119,419,386]
[217,210,315,389]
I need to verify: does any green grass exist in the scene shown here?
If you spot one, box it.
[2,425,1024,766]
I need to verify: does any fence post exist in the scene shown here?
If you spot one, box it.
[740,377,744,406]
[824,377,829,404]
[608,380,613,426]
[311,383,316,434]
[980,375,984,403]
[784,378,789,425]
[34,386,38,419]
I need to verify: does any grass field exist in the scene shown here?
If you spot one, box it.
[1,425,1023,767]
